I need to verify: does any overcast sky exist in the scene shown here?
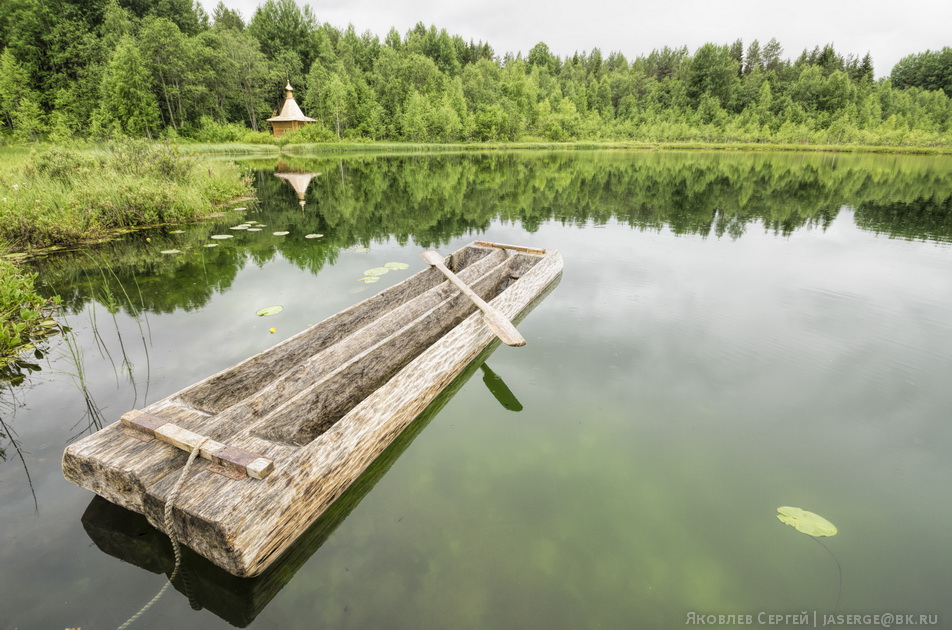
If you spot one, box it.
[200,0,951,77]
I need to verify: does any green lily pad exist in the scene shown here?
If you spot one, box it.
[160,249,181,254]
[248,228,262,232]
[364,267,390,276]
[305,233,324,239]
[256,305,283,317]
[210,234,233,239]
[357,276,380,283]
[273,231,289,236]
[230,225,250,230]
[776,507,837,537]
[384,262,410,270]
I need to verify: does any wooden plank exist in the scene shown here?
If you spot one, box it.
[124,414,273,480]
[474,241,547,255]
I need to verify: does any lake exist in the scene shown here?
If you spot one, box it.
[1,150,951,629]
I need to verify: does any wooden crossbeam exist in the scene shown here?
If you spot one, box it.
[121,410,274,480]
[474,241,546,255]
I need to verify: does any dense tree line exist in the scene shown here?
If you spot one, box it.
[1,0,951,145]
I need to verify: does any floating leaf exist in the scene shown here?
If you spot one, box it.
[384,262,410,270]
[357,276,380,283]
[210,234,233,239]
[248,228,262,232]
[205,243,218,248]
[776,507,837,537]
[273,231,289,236]
[256,305,283,317]
[305,233,324,239]
[160,249,181,254]
[364,267,390,276]
[230,225,250,230]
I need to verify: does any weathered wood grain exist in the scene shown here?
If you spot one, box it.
[62,242,563,577]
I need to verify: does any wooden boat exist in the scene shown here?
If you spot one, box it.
[62,241,563,577]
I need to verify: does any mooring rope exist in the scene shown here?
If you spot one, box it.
[116,438,209,630]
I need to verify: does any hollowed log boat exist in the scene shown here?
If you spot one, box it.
[63,241,563,577]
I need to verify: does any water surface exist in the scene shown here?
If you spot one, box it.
[1,151,951,629]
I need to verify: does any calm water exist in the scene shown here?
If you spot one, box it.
[1,151,951,629]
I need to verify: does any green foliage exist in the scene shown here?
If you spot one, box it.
[0,0,949,147]
[95,36,161,138]
[0,260,59,363]
[891,48,952,96]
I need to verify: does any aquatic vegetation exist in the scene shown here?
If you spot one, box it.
[363,267,390,276]
[776,506,838,537]
[0,260,61,364]
[256,306,283,317]
[384,262,410,270]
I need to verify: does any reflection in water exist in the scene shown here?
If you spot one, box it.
[274,163,322,210]
[1,151,951,629]
[855,194,952,242]
[27,151,952,320]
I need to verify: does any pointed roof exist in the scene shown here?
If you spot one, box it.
[267,83,315,123]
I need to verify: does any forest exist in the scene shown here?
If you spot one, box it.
[1,0,952,147]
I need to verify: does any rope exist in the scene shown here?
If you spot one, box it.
[116,438,209,630]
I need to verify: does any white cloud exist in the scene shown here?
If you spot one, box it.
[201,0,952,77]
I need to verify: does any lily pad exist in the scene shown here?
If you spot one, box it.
[305,233,324,239]
[210,234,233,240]
[256,305,283,317]
[230,225,250,230]
[357,276,380,283]
[384,262,410,270]
[160,249,181,254]
[776,506,837,537]
[273,231,290,236]
[248,228,262,232]
[364,267,390,276]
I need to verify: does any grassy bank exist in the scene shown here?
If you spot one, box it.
[175,139,952,156]
[0,140,252,366]
[0,140,252,252]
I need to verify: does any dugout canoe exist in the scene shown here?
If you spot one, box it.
[62,240,563,577]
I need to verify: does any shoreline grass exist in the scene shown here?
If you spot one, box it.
[0,140,253,253]
[168,139,952,156]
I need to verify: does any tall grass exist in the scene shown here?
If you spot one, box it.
[0,140,252,250]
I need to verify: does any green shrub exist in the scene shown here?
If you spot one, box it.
[195,116,249,143]
[242,130,277,144]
